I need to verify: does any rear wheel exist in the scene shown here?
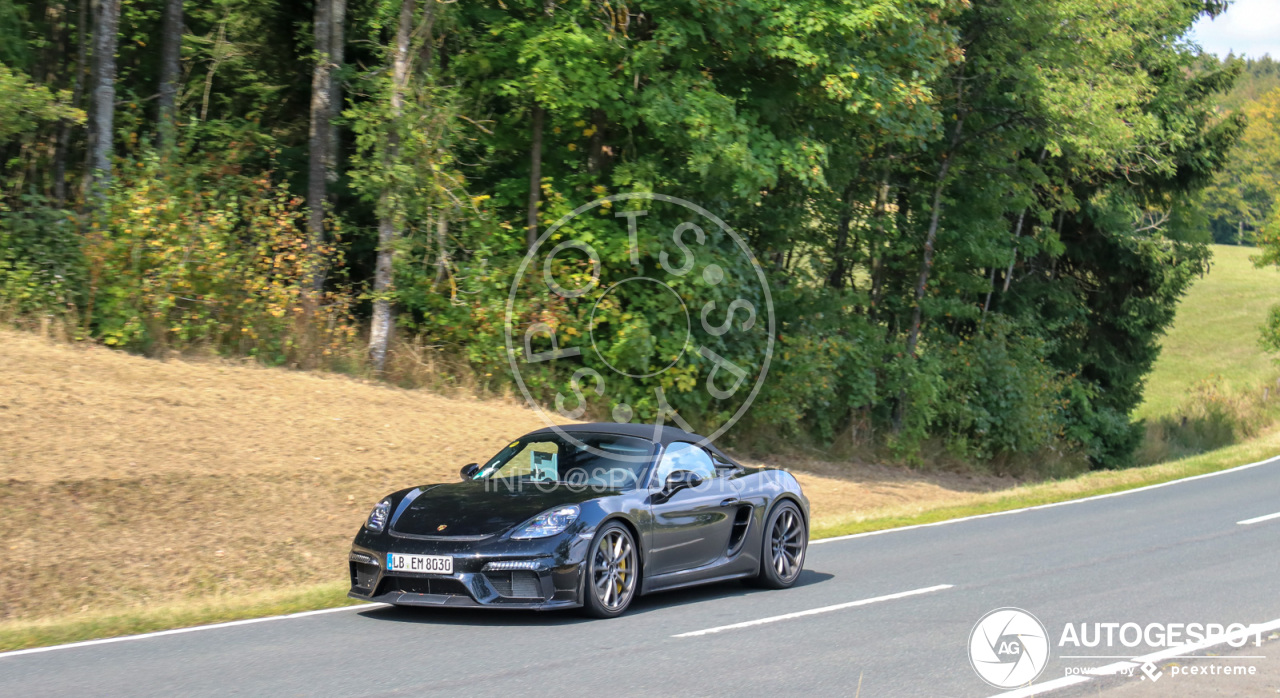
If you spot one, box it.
[752,500,806,589]
[582,522,639,618]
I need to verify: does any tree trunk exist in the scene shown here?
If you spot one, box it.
[526,104,545,250]
[417,0,437,73]
[42,1,66,87]
[306,0,333,287]
[999,208,1029,294]
[53,0,88,205]
[981,208,1027,318]
[826,210,851,290]
[904,113,964,358]
[88,0,121,198]
[157,0,182,148]
[368,0,416,373]
[434,214,449,285]
[326,0,346,186]
[869,184,894,319]
[995,150,1047,300]
[198,19,227,121]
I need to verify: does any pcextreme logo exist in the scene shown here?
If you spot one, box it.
[968,607,1051,689]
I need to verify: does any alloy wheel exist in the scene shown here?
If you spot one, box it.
[591,527,637,611]
[769,507,804,582]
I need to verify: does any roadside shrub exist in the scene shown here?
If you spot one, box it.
[933,319,1068,462]
[83,153,356,364]
[0,195,84,318]
[1136,376,1280,464]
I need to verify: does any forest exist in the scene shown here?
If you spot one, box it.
[1,0,1276,472]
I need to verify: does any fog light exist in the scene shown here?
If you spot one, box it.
[483,560,544,571]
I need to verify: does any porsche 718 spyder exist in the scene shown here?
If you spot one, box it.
[348,422,809,617]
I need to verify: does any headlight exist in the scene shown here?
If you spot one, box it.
[511,505,580,539]
[365,497,392,532]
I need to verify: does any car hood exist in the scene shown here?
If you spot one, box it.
[389,481,617,538]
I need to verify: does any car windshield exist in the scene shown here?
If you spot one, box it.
[475,433,655,490]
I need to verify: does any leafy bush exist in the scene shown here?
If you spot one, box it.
[0,63,83,143]
[81,152,355,364]
[933,319,1067,461]
[742,293,881,444]
[1137,376,1280,465]
[0,196,84,318]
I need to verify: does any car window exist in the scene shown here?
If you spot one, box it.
[653,442,717,485]
[479,434,654,489]
[488,441,560,481]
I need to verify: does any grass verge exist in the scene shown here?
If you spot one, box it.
[812,424,1280,539]
[4,427,1277,654]
[0,582,357,653]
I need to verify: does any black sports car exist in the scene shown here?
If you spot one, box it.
[348,422,809,617]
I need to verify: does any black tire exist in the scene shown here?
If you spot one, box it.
[581,522,639,618]
[752,500,807,589]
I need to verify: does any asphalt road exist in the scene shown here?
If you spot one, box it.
[3,456,1280,697]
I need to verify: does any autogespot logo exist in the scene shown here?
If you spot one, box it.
[504,193,774,458]
[969,608,1051,689]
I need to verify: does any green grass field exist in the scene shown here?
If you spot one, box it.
[1137,244,1280,419]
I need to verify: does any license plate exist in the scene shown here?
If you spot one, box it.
[386,553,453,574]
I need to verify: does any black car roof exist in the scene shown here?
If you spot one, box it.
[524,422,739,463]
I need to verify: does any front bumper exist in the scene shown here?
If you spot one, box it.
[347,531,589,610]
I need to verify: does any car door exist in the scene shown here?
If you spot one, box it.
[645,442,739,576]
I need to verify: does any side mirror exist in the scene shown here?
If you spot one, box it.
[663,470,703,496]
[460,463,480,480]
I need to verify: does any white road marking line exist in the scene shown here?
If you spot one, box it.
[813,453,1280,546]
[671,584,953,638]
[0,603,389,660]
[987,616,1280,698]
[1238,511,1280,525]
[1130,617,1280,665]
[1063,655,1263,659]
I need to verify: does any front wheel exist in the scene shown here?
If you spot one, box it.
[752,500,807,589]
[582,522,639,618]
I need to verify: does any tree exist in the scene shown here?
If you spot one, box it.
[326,0,346,187]
[307,0,335,285]
[368,0,416,372]
[53,0,89,204]
[88,0,121,195]
[158,0,184,148]
[1201,87,1280,244]
[526,103,543,251]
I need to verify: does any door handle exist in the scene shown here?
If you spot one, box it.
[720,498,739,507]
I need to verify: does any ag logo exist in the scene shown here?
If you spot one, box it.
[969,608,1050,689]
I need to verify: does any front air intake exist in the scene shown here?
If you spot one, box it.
[350,561,378,590]
[487,571,541,598]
